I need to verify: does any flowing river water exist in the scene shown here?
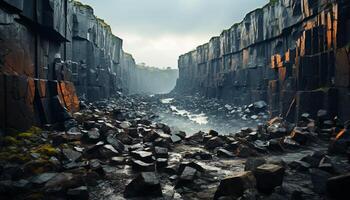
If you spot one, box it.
[156,97,262,135]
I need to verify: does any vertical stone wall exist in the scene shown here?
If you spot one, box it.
[71,1,123,101]
[0,0,178,131]
[0,0,80,131]
[0,0,126,131]
[174,0,350,122]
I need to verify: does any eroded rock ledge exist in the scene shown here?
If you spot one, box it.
[174,0,350,122]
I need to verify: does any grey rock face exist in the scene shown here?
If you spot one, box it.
[174,0,350,122]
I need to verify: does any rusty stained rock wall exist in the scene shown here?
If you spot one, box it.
[0,0,172,130]
[0,0,79,131]
[174,0,350,122]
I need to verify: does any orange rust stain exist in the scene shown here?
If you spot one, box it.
[335,129,346,141]
[57,81,80,113]
[271,55,276,69]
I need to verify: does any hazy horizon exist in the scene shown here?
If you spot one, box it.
[79,0,269,69]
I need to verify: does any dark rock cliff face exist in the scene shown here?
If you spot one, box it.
[0,0,165,131]
[0,0,80,131]
[71,2,123,101]
[174,0,350,122]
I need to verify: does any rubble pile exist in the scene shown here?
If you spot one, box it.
[0,94,349,200]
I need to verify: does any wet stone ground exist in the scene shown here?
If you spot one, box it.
[0,92,350,200]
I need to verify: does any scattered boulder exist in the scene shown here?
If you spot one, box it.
[131,159,155,172]
[127,128,139,138]
[30,173,57,185]
[119,121,131,129]
[85,128,100,142]
[156,158,168,169]
[106,135,124,153]
[217,148,235,158]
[130,150,154,163]
[176,166,197,188]
[236,145,256,158]
[62,149,82,162]
[254,164,285,193]
[144,131,160,142]
[116,132,133,145]
[205,136,225,150]
[110,157,126,165]
[209,130,219,137]
[99,145,120,158]
[174,131,186,139]
[290,127,309,145]
[170,134,182,143]
[67,186,89,200]
[178,162,204,173]
[267,139,284,152]
[301,151,325,168]
[124,172,163,198]
[214,171,256,199]
[154,146,168,158]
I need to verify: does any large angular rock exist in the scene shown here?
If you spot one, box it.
[62,149,82,162]
[106,135,124,153]
[217,148,235,158]
[170,134,182,143]
[178,162,205,173]
[30,173,57,184]
[67,186,89,200]
[143,130,160,142]
[131,159,155,172]
[99,145,120,158]
[205,136,225,150]
[130,150,154,163]
[176,166,197,188]
[154,146,168,158]
[236,145,257,157]
[290,127,310,145]
[214,171,256,199]
[124,172,163,198]
[254,164,285,193]
[85,128,100,142]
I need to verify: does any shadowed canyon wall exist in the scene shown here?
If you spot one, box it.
[174,0,350,122]
[0,0,172,131]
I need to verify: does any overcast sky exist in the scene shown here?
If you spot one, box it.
[79,0,268,69]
